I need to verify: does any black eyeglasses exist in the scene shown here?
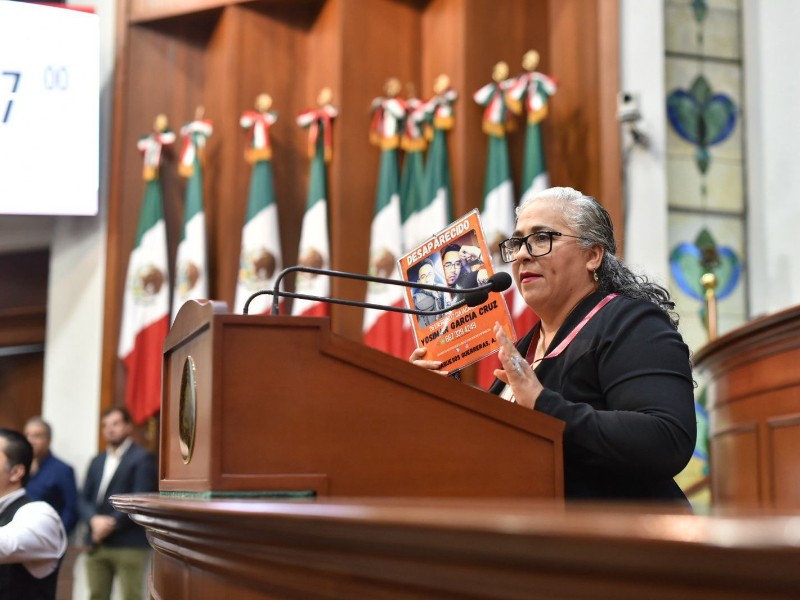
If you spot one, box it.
[498,231,585,263]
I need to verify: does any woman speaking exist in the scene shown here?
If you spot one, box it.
[411,187,696,503]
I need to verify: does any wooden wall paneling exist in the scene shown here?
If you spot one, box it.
[0,249,48,428]
[596,0,623,250]
[548,0,601,194]
[420,0,466,215]
[420,0,465,103]
[461,0,549,216]
[330,0,423,339]
[197,9,236,310]
[203,4,318,311]
[102,10,219,418]
[103,0,623,415]
[102,0,132,419]
[547,0,622,241]
[118,15,219,281]
[0,249,49,311]
[768,415,800,508]
[0,309,46,348]
[711,424,760,507]
[0,352,45,431]
[0,249,49,347]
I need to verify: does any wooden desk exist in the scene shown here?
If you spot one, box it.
[694,304,800,508]
[114,494,800,600]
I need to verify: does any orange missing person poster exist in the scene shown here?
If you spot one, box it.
[398,210,516,373]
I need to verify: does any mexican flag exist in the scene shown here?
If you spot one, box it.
[474,78,516,249]
[509,72,557,205]
[412,121,452,248]
[363,148,412,358]
[292,134,330,317]
[496,76,555,374]
[400,145,426,249]
[401,89,458,251]
[235,159,283,314]
[520,119,549,205]
[475,137,523,389]
[118,180,170,424]
[479,135,516,251]
[475,85,518,389]
[504,70,555,362]
[171,121,210,321]
[476,73,556,389]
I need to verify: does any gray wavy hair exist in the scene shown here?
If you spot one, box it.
[517,186,679,329]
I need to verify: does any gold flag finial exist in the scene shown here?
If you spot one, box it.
[522,49,540,72]
[255,93,272,112]
[492,61,509,83]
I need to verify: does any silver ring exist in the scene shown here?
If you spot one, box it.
[510,354,526,374]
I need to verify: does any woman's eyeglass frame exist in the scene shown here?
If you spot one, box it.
[498,231,586,263]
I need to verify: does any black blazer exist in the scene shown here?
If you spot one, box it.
[79,442,157,548]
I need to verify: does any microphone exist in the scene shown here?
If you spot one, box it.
[485,271,513,292]
[241,267,512,316]
[460,271,512,306]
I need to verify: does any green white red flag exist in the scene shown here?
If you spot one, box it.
[172,118,211,320]
[400,97,428,250]
[293,101,336,317]
[363,93,413,358]
[496,69,557,374]
[235,107,282,314]
[508,70,557,204]
[476,68,556,388]
[411,84,457,248]
[474,78,516,252]
[474,77,522,389]
[118,126,174,423]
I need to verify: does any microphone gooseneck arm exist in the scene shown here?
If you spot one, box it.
[244,289,480,317]
[242,266,511,315]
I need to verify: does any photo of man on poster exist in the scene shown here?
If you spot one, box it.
[411,258,449,328]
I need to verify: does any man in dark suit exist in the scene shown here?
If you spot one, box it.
[24,417,79,535]
[79,407,157,600]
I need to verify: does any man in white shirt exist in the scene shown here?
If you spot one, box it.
[0,427,67,599]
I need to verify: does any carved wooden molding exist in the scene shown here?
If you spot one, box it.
[114,494,800,600]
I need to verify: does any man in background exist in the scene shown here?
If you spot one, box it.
[79,407,157,600]
[0,428,67,599]
[24,416,79,535]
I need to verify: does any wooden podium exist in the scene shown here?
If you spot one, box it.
[694,303,800,509]
[160,300,564,499]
